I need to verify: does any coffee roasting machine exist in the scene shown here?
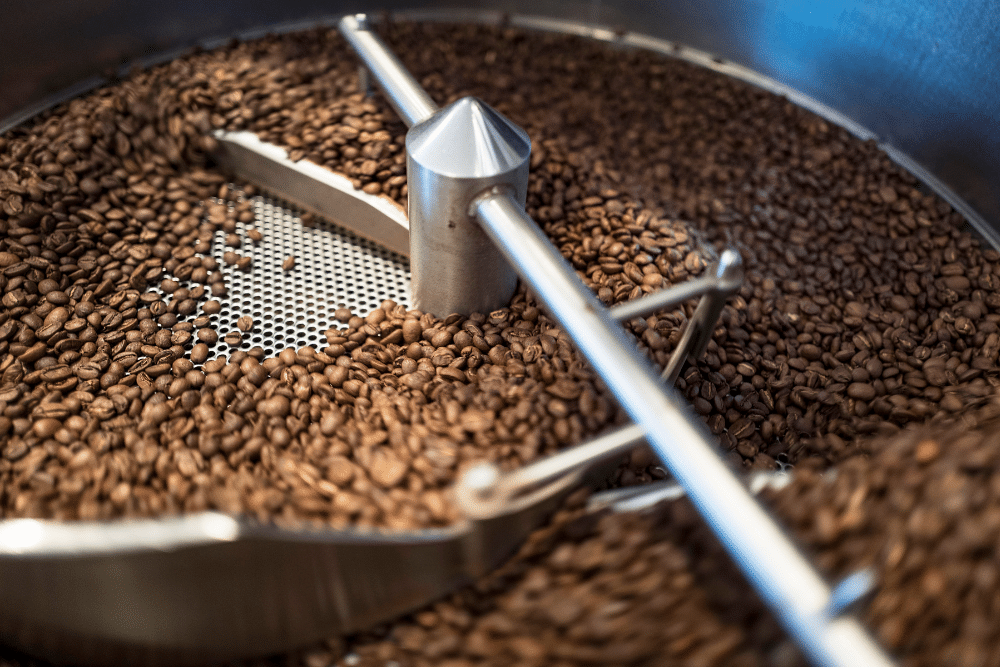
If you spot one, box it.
[1,1,998,666]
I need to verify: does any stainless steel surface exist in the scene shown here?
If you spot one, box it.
[153,187,410,361]
[0,20,779,664]
[0,515,468,665]
[827,569,878,618]
[473,189,894,667]
[2,1,997,239]
[211,130,410,257]
[3,4,990,664]
[460,424,646,516]
[337,14,438,128]
[454,425,647,572]
[0,419,680,666]
[339,14,528,316]
[586,469,792,513]
[406,97,529,316]
[608,248,743,322]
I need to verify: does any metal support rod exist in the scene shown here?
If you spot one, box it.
[336,17,895,664]
[609,248,743,384]
[496,423,646,501]
[473,189,894,667]
[608,272,717,321]
[339,14,524,316]
[338,15,438,127]
[660,248,744,383]
[609,248,743,322]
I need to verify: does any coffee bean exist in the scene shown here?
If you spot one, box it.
[847,383,876,401]
[257,395,290,417]
[282,256,296,271]
[237,316,254,332]
[247,228,263,242]
[32,418,61,438]
[197,328,218,345]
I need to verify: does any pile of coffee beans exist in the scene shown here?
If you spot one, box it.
[211,19,1000,468]
[2,16,999,667]
[374,22,1000,468]
[0,26,711,528]
[304,402,1000,667]
[321,490,794,667]
[6,408,999,667]
[761,400,1000,667]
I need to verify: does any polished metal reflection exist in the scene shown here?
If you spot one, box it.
[337,14,438,127]
[339,15,529,316]
[1,4,990,665]
[406,97,529,316]
[608,248,745,384]
[0,516,467,665]
[660,249,744,383]
[0,424,684,667]
[3,1,996,240]
[473,190,894,667]
[211,129,410,256]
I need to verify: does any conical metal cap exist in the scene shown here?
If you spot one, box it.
[407,97,531,179]
[404,96,530,317]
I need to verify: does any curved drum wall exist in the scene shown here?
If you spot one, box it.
[2,0,998,234]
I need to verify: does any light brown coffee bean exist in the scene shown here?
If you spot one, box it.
[197,328,218,345]
[257,395,290,417]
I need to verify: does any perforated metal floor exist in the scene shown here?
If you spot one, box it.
[160,194,412,361]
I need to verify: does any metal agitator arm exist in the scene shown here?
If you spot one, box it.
[338,14,895,667]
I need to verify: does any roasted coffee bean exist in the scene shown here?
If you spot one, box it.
[237,316,254,332]
[847,383,876,401]
[197,328,218,345]
[190,343,210,365]
[282,256,296,271]
[257,395,290,417]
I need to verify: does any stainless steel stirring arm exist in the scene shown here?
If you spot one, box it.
[337,14,895,667]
